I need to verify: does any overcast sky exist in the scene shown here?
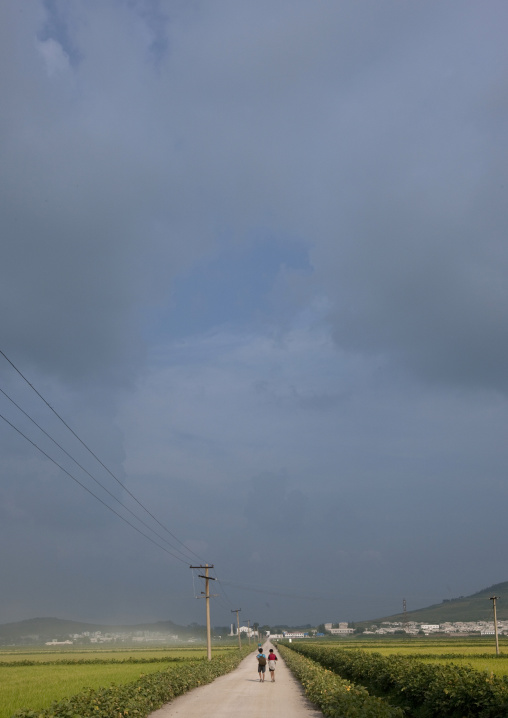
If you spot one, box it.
[1,0,507,629]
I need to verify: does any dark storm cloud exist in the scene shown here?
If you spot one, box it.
[3,0,506,392]
[300,4,508,392]
[1,0,507,627]
[244,471,306,534]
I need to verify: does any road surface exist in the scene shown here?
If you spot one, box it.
[149,643,323,718]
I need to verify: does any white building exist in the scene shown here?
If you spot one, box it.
[45,640,73,645]
[325,622,353,635]
[420,624,440,633]
[238,626,258,637]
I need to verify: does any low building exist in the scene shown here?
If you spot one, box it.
[420,624,440,633]
[325,621,354,635]
[45,640,73,645]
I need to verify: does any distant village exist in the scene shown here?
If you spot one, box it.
[360,620,508,636]
[31,619,508,646]
[269,620,508,639]
[44,629,182,645]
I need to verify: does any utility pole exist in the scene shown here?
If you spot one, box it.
[190,564,216,661]
[231,609,241,649]
[490,596,500,656]
[403,598,408,634]
[245,620,251,645]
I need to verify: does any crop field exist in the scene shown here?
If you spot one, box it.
[0,646,214,663]
[0,646,237,718]
[312,638,508,667]
[284,640,508,717]
[314,637,508,677]
[318,637,508,654]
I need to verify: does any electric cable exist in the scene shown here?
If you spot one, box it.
[190,567,232,621]
[0,348,206,563]
[0,386,202,564]
[191,568,199,600]
[0,410,192,565]
[210,568,236,608]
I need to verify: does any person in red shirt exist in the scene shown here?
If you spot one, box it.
[268,648,278,681]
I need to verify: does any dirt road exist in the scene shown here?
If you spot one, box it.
[149,644,323,718]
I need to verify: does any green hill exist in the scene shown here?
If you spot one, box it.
[362,582,508,625]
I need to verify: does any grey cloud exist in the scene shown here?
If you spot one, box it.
[245,471,306,534]
[3,0,505,395]
[1,0,508,628]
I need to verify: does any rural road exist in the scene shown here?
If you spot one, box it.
[149,643,323,718]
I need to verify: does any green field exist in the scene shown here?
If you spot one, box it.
[285,639,508,717]
[0,646,211,664]
[0,646,232,718]
[317,637,508,653]
[309,637,508,676]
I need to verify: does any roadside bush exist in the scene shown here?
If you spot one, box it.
[13,647,253,718]
[287,644,508,718]
[278,644,403,718]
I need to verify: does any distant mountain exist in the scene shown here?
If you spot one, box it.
[362,582,508,625]
[0,617,203,644]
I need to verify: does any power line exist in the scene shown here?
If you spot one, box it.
[0,353,252,616]
[210,568,236,609]
[0,386,200,564]
[0,351,280,611]
[0,348,206,564]
[0,410,191,565]
[210,585,235,616]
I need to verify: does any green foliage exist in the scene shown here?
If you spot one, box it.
[287,643,508,717]
[278,645,403,718]
[419,656,508,678]
[12,647,253,718]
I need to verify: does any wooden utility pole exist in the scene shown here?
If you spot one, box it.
[190,564,216,661]
[490,596,500,656]
[231,609,241,649]
[245,619,251,645]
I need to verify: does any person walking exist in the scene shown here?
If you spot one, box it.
[268,648,278,681]
[256,647,267,682]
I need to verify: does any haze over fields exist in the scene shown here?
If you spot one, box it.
[1,1,507,628]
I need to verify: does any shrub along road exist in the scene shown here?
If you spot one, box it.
[149,643,323,718]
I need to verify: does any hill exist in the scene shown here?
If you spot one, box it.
[362,582,508,626]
